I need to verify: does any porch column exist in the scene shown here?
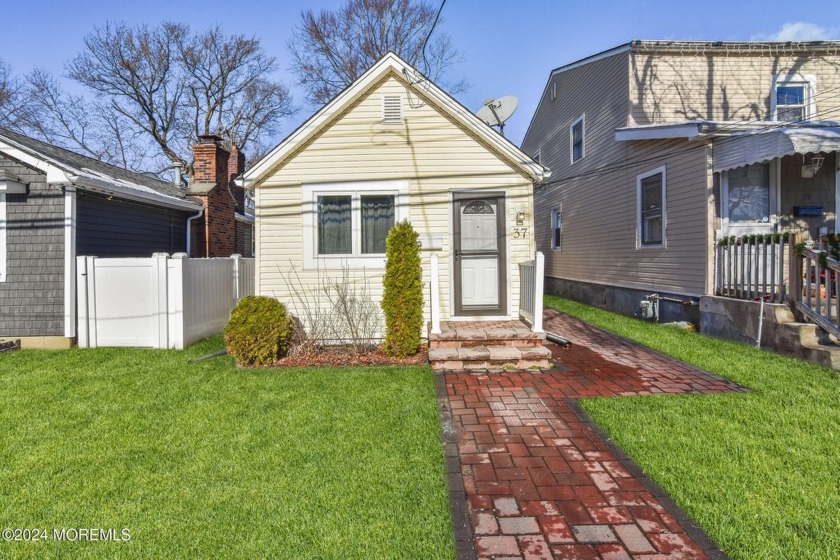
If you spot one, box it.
[430,253,441,335]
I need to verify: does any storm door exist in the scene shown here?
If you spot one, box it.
[453,193,506,315]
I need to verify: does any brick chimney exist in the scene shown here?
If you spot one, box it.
[188,134,236,257]
[227,144,254,257]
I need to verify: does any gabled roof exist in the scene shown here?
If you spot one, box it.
[243,52,548,187]
[0,127,201,211]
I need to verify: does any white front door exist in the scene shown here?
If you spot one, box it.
[453,194,506,315]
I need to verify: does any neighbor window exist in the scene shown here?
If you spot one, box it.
[551,82,557,101]
[772,75,816,122]
[551,208,562,250]
[303,181,407,267]
[727,163,770,223]
[570,114,584,163]
[637,166,666,248]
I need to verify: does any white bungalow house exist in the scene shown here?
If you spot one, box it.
[242,52,551,369]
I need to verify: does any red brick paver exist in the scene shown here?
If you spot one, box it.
[445,309,744,559]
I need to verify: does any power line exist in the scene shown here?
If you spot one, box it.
[421,0,446,77]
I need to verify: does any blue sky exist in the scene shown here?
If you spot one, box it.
[4,0,840,146]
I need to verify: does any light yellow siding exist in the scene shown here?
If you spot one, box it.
[256,74,535,331]
[630,51,840,125]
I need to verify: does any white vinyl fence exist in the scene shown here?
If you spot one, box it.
[77,253,255,349]
[518,251,545,332]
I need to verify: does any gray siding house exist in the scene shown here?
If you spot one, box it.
[522,40,840,326]
[0,128,203,348]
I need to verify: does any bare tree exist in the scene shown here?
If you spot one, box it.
[25,70,150,170]
[179,26,295,163]
[0,59,32,130]
[289,0,465,106]
[29,21,295,175]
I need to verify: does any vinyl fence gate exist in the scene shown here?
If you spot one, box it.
[77,253,255,349]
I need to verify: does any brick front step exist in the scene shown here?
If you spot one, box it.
[429,345,553,372]
[429,320,546,350]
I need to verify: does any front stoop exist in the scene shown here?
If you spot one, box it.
[428,321,551,372]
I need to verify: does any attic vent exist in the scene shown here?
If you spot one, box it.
[382,95,403,124]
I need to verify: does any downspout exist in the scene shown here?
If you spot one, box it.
[186,207,204,257]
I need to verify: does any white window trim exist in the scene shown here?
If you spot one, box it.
[770,73,817,121]
[551,207,562,251]
[0,194,6,282]
[570,113,585,164]
[636,166,667,249]
[551,82,557,101]
[302,180,409,269]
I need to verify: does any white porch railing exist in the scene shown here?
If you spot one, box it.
[792,241,840,339]
[519,252,545,332]
[715,234,790,302]
[77,253,254,349]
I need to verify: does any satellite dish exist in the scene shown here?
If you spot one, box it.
[476,96,518,136]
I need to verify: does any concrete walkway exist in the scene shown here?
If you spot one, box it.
[438,308,747,560]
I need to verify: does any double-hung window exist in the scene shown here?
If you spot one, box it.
[772,74,816,122]
[636,166,666,248]
[551,208,562,250]
[304,180,408,267]
[570,114,585,163]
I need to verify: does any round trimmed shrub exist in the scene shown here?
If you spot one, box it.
[224,296,293,366]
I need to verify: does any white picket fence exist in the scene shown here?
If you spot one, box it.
[77,253,254,349]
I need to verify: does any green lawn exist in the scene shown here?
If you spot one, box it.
[0,337,454,559]
[545,295,840,560]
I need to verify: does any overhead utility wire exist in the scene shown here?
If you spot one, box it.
[421,0,446,77]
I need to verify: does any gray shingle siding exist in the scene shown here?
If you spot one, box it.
[0,155,65,337]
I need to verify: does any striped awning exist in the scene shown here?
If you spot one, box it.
[713,125,840,172]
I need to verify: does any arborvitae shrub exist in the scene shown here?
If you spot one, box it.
[382,220,423,357]
[224,296,293,366]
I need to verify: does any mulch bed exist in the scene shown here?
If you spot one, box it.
[276,345,429,367]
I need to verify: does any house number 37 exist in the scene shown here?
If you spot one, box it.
[512,227,529,239]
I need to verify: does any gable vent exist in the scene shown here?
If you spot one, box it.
[382,95,403,124]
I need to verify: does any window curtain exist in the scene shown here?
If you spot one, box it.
[361,195,395,254]
[318,195,351,254]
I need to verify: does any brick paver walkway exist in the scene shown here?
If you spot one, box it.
[440,309,746,560]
